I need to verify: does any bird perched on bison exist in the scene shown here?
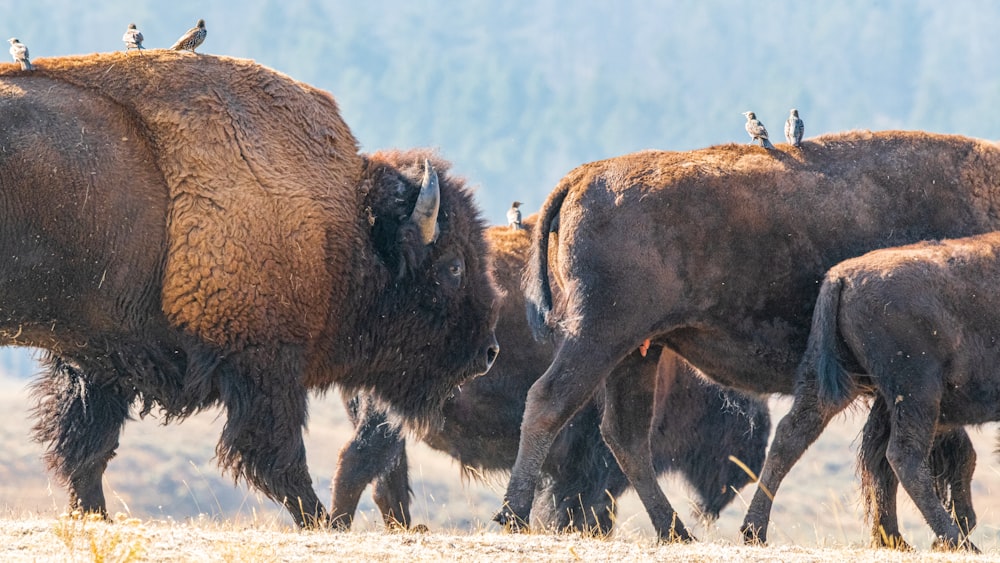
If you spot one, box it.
[171,19,207,52]
[743,111,774,148]
[507,201,523,229]
[785,109,804,147]
[7,38,32,70]
[122,23,144,53]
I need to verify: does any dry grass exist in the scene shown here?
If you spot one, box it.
[0,514,998,562]
[1,364,1000,559]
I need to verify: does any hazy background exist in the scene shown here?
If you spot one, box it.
[2,1,999,224]
[2,0,1000,547]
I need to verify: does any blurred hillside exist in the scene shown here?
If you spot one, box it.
[1,1,998,229]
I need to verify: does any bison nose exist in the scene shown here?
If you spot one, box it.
[483,335,500,373]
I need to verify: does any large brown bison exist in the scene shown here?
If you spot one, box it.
[329,219,770,533]
[494,131,1000,544]
[779,232,1000,550]
[0,52,498,527]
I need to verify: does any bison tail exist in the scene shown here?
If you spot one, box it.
[811,277,855,407]
[524,180,570,341]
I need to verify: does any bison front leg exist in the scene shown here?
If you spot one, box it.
[330,395,411,530]
[541,406,624,536]
[740,377,843,545]
[217,345,326,528]
[31,357,132,518]
[600,349,694,543]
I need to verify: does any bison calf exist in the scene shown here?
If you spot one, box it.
[775,232,1000,550]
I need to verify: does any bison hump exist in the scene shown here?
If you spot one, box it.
[27,52,364,347]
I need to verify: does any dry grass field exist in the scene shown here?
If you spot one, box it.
[1,364,1000,561]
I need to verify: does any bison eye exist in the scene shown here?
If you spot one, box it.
[436,256,464,290]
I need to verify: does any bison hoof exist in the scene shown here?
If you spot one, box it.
[329,515,352,532]
[872,533,913,551]
[493,507,529,533]
[661,528,697,544]
[740,522,767,546]
[931,536,979,553]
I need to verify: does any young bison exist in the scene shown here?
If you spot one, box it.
[784,231,1000,550]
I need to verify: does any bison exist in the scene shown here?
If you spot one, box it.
[329,218,770,533]
[0,52,498,527]
[493,131,1000,544]
[775,232,1000,550]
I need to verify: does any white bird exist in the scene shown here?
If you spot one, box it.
[743,111,774,149]
[785,109,804,148]
[507,201,523,229]
[8,38,32,71]
[122,23,145,53]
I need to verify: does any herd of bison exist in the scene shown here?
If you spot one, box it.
[2,51,1000,552]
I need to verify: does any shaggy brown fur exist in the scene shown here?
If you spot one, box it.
[794,232,1000,550]
[497,131,1000,544]
[16,51,364,348]
[0,53,498,528]
[330,217,769,533]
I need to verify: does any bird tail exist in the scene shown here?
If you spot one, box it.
[762,138,775,149]
[21,59,32,71]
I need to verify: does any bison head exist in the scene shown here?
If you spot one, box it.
[335,148,499,428]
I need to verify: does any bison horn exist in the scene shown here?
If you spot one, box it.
[410,159,440,245]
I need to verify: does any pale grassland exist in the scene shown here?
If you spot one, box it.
[1,367,1000,560]
[1,512,998,562]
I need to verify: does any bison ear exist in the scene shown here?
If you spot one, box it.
[409,159,440,245]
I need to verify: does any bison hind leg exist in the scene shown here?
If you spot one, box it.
[930,429,977,538]
[600,351,694,543]
[216,345,326,528]
[30,355,132,517]
[882,391,977,551]
[859,395,911,550]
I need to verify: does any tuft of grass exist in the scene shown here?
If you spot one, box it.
[51,511,147,563]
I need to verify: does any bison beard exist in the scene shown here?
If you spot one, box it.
[0,53,498,528]
[499,131,1000,545]
[329,221,770,533]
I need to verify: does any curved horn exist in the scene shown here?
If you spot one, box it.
[410,158,440,245]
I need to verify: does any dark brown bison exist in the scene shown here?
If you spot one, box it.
[329,219,770,533]
[494,131,1000,544]
[0,52,498,527]
[777,232,1000,550]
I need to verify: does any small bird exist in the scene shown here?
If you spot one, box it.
[743,111,774,149]
[785,109,804,148]
[122,23,144,53]
[507,201,523,230]
[7,38,32,71]
[170,19,207,53]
